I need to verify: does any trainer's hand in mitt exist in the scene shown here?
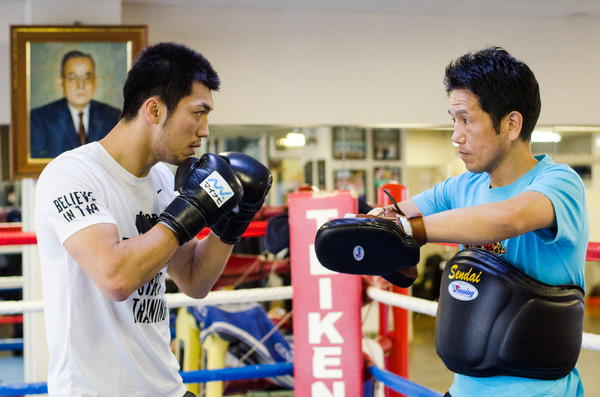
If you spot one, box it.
[314,211,426,288]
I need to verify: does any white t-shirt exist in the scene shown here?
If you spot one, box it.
[35,142,188,397]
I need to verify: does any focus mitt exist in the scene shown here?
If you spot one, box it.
[314,213,425,286]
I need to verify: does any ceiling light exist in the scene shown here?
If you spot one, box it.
[277,132,306,147]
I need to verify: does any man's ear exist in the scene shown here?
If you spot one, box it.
[506,111,523,141]
[143,97,162,124]
[57,77,64,91]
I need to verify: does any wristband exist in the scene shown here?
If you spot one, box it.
[406,213,427,246]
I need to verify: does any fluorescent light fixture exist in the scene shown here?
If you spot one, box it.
[531,130,561,143]
[276,132,306,147]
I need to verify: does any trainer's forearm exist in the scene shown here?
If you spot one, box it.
[423,204,521,246]
[422,191,556,245]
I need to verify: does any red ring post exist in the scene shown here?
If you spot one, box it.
[377,183,410,397]
[289,190,363,396]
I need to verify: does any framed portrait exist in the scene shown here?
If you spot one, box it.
[332,127,366,160]
[333,169,366,197]
[374,166,401,194]
[10,25,147,178]
[372,128,400,160]
[1,125,9,181]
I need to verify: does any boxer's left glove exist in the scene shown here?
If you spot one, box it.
[314,209,426,288]
[159,153,243,245]
[211,152,273,244]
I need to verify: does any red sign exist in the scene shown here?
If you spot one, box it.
[289,191,362,396]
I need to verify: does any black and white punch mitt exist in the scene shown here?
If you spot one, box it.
[314,211,427,287]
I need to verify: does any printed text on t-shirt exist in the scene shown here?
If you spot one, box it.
[132,271,167,323]
[53,191,99,222]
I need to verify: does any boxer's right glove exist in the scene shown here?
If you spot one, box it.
[314,211,426,288]
[211,152,273,244]
[159,153,243,245]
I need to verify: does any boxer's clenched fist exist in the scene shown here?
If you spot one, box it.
[159,153,243,245]
[211,152,273,244]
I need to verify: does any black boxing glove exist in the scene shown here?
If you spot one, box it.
[211,152,273,244]
[159,153,243,245]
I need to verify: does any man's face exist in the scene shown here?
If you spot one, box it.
[61,57,97,111]
[448,88,510,175]
[155,82,214,165]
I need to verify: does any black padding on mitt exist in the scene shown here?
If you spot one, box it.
[383,267,418,288]
[314,217,420,276]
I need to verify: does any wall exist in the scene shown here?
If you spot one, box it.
[2,4,600,126]
[119,4,600,127]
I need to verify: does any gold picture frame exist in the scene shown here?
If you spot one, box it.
[372,128,400,160]
[10,25,147,179]
[333,169,366,197]
[332,126,366,160]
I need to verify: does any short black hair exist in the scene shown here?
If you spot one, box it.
[444,47,541,141]
[61,50,95,76]
[120,42,220,121]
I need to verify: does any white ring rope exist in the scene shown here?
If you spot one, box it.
[0,286,293,315]
[0,299,44,314]
[366,286,600,353]
[367,286,438,317]
[581,332,600,351]
[1,283,598,352]
[167,286,293,308]
[0,276,23,290]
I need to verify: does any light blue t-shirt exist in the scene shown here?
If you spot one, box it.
[413,154,588,397]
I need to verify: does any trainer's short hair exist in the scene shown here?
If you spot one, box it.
[444,47,541,141]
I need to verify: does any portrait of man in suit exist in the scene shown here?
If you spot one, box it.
[29,50,122,159]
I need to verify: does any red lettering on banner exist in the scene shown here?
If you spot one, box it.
[289,191,362,397]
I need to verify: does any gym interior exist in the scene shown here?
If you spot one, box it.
[1,1,600,396]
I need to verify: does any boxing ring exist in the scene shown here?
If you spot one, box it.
[1,190,600,396]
